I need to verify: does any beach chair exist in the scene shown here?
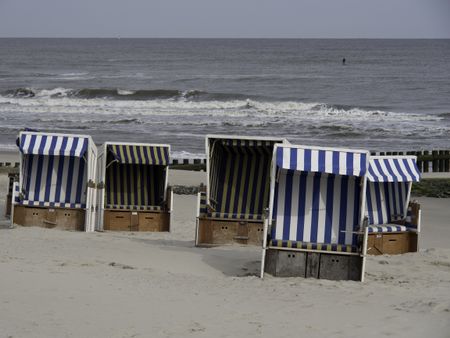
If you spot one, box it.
[12,131,97,231]
[365,156,421,255]
[96,142,172,232]
[261,144,370,281]
[196,135,287,246]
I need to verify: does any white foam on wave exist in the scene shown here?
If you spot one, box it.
[0,143,18,152]
[0,93,448,145]
[117,89,136,95]
[59,72,89,77]
[0,95,443,123]
[34,88,72,98]
[171,150,206,160]
[52,72,93,80]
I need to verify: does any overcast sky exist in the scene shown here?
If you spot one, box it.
[0,0,449,38]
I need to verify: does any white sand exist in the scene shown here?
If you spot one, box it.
[0,171,449,337]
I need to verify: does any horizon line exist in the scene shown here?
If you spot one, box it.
[0,36,449,40]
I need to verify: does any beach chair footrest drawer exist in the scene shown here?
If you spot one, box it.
[13,205,85,231]
[264,249,362,281]
[104,210,169,232]
[367,232,418,255]
[196,217,264,246]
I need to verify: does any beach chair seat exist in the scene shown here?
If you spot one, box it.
[18,199,86,209]
[99,142,172,232]
[365,156,421,255]
[206,212,263,221]
[105,204,163,211]
[268,239,359,253]
[367,224,409,233]
[13,186,86,230]
[261,144,370,281]
[12,131,97,231]
[196,135,286,246]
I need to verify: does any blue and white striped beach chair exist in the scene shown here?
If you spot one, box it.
[196,135,287,246]
[261,144,370,281]
[96,142,172,231]
[12,131,98,231]
[365,156,421,254]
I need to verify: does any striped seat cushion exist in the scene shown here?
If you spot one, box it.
[367,225,408,233]
[18,200,86,209]
[106,204,162,211]
[206,212,263,220]
[269,239,359,253]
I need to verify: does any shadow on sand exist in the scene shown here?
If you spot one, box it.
[129,236,261,277]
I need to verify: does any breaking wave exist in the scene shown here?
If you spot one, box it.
[0,87,444,123]
[0,88,444,125]
[0,86,448,151]
[0,87,254,101]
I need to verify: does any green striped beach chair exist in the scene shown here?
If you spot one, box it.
[97,142,172,232]
[196,135,287,246]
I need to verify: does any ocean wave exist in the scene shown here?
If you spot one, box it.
[52,72,94,81]
[171,150,206,159]
[1,87,442,125]
[0,87,447,145]
[31,117,143,125]
[0,92,444,124]
[0,87,258,101]
[1,87,182,100]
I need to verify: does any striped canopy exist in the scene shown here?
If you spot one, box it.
[366,181,409,225]
[368,157,420,182]
[271,170,362,247]
[108,144,169,166]
[20,153,88,208]
[19,133,88,157]
[275,146,368,177]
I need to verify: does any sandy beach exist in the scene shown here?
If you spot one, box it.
[0,165,449,338]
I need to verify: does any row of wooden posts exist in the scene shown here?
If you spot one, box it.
[1,150,450,173]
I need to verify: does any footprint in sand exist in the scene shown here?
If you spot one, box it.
[109,262,136,270]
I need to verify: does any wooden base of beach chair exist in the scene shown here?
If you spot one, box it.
[367,232,418,255]
[138,212,170,231]
[196,218,264,246]
[264,249,362,281]
[103,210,170,232]
[265,250,307,277]
[13,205,85,231]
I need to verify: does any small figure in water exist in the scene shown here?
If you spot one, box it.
[342,58,346,65]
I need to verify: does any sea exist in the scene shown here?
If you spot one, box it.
[0,38,449,157]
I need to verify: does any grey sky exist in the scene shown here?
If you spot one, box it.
[0,0,449,38]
